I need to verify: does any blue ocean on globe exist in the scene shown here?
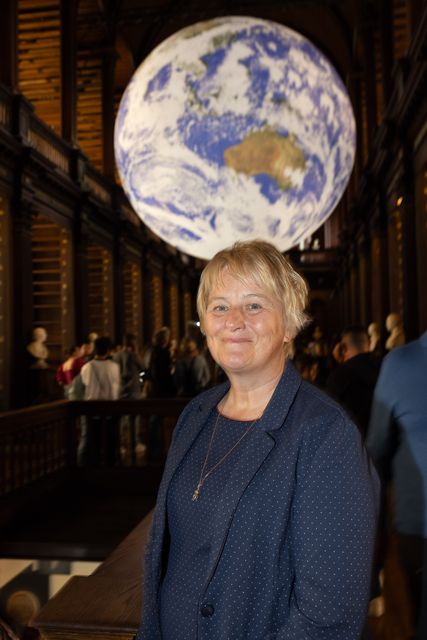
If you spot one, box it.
[114,16,356,259]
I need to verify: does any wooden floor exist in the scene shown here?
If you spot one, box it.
[0,466,163,561]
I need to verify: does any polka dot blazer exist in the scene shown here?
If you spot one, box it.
[137,361,379,640]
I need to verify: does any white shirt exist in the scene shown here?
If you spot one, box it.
[80,359,120,400]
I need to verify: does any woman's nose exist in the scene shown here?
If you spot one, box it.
[225,307,244,329]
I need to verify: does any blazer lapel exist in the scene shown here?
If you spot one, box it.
[204,361,302,586]
[150,382,230,584]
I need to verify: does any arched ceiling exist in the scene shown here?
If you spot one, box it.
[112,0,358,81]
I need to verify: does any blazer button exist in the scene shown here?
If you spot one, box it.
[200,603,215,617]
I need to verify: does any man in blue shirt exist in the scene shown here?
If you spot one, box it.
[366,330,427,639]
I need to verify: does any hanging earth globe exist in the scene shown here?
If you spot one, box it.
[114,16,356,260]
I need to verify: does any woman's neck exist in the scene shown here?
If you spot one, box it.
[219,365,285,421]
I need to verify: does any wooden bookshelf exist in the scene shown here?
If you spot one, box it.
[17,0,62,135]
[87,243,114,338]
[169,282,179,341]
[31,215,73,364]
[122,260,142,345]
[151,273,163,335]
[0,192,10,410]
[183,290,192,328]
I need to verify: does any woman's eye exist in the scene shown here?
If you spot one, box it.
[212,304,227,312]
[247,303,262,311]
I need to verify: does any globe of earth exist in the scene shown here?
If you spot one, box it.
[114,16,356,260]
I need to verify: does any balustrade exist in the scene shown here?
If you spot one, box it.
[0,401,71,497]
[0,397,188,498]
[28,125,70,173]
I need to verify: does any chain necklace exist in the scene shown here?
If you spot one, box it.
[192,409,259,502]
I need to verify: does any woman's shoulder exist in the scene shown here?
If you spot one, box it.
[294,379,359,437]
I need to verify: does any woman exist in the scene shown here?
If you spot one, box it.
[137,240,379,640]
[56,344,85,398]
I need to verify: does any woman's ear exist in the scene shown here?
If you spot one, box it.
[282,326,293,344]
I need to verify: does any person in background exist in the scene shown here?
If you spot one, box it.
[174,337,211,396]
[137,240,379,640]
[113,334,145,459]
[293,351,319,384]
[113,334,144,400]
[87,331,99,358]
[326,325,381,438]
[79,336,120,466]
[146,327,175,398]
[366,330,427,640]
[145,327,176,462]
[56,344,85,399]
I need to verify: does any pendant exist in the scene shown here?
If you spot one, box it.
[192,482,201,501]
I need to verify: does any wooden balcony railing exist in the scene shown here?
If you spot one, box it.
[0,400,72,497]
[0,398,188,498]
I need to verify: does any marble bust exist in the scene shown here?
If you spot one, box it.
[27,326,49,368]
[385,313,405,351]
[367,322,381,353]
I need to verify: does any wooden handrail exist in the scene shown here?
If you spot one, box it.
[31,511,153,640]
[68,397,188,418]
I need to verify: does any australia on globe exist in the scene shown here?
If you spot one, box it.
[114,16,356,260]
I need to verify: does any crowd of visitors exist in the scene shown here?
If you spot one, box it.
[53,324,213,466]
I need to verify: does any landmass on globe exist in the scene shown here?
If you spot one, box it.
[224,129,306,190]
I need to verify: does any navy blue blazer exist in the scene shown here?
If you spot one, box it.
[137,362,379,639]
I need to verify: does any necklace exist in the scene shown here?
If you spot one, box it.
[192,409,259,502]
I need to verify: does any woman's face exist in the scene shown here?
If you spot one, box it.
[203,271,290,379]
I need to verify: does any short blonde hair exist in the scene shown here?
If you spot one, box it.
[197,240,310,342]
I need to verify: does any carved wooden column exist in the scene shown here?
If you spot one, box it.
[60,0,78,144]
[379,0,394,106]
[102,48,117,179]
[349,246,360,324]
[342,261,352,328]
[143,249,164,342]
[347,73,363,185]
[369,198,389,337]
[180,271,193,339]
[73,200,90,343]
[11,198,35,407]
[114,230,127,345]
[357,228,372,327]
[0,0,17,89]
[362,21,378,154]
